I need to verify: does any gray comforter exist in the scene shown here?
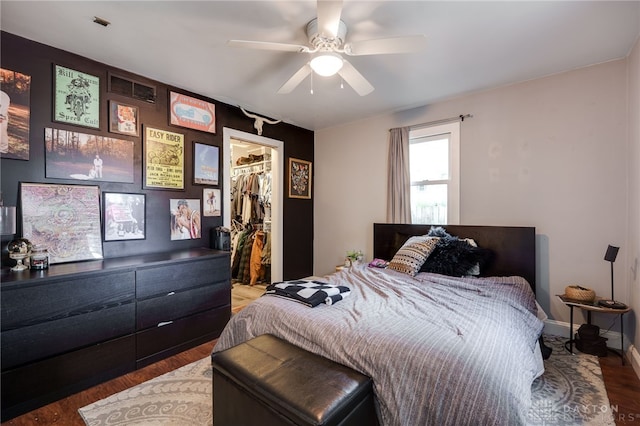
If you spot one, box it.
[214,265,544,426]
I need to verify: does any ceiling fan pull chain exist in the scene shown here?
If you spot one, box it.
[310,72,314,95]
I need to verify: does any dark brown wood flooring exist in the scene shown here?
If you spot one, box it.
[2,341,639,425]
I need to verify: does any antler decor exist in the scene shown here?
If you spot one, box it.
[239,107,282,136]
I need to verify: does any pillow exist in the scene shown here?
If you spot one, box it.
[387,235,439,276]
[420,227,492,276]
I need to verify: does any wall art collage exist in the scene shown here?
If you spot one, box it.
[1,64,222,265]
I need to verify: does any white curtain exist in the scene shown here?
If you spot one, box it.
[387,127,411,223]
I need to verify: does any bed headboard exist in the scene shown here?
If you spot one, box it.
[373,224,536,291]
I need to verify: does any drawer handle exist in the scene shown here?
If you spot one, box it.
[157,321,173,327]
[166,291,176,296]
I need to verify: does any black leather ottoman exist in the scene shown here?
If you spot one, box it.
[211,334,378,426]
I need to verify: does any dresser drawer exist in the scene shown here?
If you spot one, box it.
[1,334,135,422]
[136,305,230,364]
[137,282,230,330]
[136,255,230,299]
[1,270,135,331]
[1,303,135,370]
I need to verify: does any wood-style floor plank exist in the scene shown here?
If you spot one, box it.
[599,354,640,425]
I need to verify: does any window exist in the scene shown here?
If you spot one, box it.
[409,122,460,224]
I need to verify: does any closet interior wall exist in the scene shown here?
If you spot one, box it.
[230,140,272,286]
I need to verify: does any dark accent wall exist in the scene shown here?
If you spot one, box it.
[0,32,313,280]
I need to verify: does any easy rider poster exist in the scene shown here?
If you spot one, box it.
[144,127,185,190]
[53,64,100,129]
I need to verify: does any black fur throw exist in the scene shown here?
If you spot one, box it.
[420,227,492,276]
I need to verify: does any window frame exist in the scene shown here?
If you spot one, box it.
[409,121,460,224]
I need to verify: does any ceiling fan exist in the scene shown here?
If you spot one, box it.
[228,0,427,96]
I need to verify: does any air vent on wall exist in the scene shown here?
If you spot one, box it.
[108,73,157,104]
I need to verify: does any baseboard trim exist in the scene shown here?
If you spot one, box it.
[627,344,640,379]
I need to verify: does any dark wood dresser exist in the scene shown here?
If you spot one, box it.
[1,248,231,421]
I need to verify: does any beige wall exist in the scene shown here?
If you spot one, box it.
[315,57,635,335]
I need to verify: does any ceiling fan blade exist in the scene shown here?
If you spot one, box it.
[344,35,427,56]
[316,0,343,38]
[277,64,313,94]
[337,60,374,96]
[228,39,310,53]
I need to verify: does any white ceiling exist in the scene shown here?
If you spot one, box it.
[2,1,639,131]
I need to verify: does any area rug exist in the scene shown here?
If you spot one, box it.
[78,358,212,426]
[527,335,615,425]
[79,334,614,426]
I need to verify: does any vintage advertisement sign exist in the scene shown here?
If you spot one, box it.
[169,91,216,134]
[53,65,100,129]
[144,127,184,189]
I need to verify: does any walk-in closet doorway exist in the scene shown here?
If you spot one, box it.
[223,127,283,283]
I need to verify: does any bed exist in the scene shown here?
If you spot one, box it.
[213,223,544,426]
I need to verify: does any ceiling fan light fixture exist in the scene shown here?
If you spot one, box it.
[310,52,343,77]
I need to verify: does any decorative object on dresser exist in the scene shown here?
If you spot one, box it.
[0,193,17,236]
[7,238,31,271]
[20,182,103,264]
[598,244,627,309]
[0,248,231,422]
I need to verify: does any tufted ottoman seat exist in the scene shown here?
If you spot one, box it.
[211,334,378,426]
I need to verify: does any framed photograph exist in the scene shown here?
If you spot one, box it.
[144,126,184,190]
[169,91,216,134]
[20,182,103,264]
[288,158,312,199]
[203,188,221,217]
[53,64,100,129]
[1,68,31,160]
[45,127,134,183]
[103,192,145,241]
[170,199,201,240]
[108,100,139,137]
[193,142,219,185]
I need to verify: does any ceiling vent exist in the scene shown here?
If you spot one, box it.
[108,73,157,104]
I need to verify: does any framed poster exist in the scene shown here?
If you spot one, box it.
[1,68,31,160]
[143,126,184,190]
[288,158,312,199]
[108,100,139,137]
[203,188,221,217]
[103,192,146,241]
[170,199,201,240]
[53,64,100,129]
[169,91,216,134]
[20,182,103,264]
[193,142,219,185]
[45,127,134,183]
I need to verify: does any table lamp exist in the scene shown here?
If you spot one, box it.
[598,245,627,309]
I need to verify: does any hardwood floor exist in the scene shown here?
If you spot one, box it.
[599,354,640,425]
